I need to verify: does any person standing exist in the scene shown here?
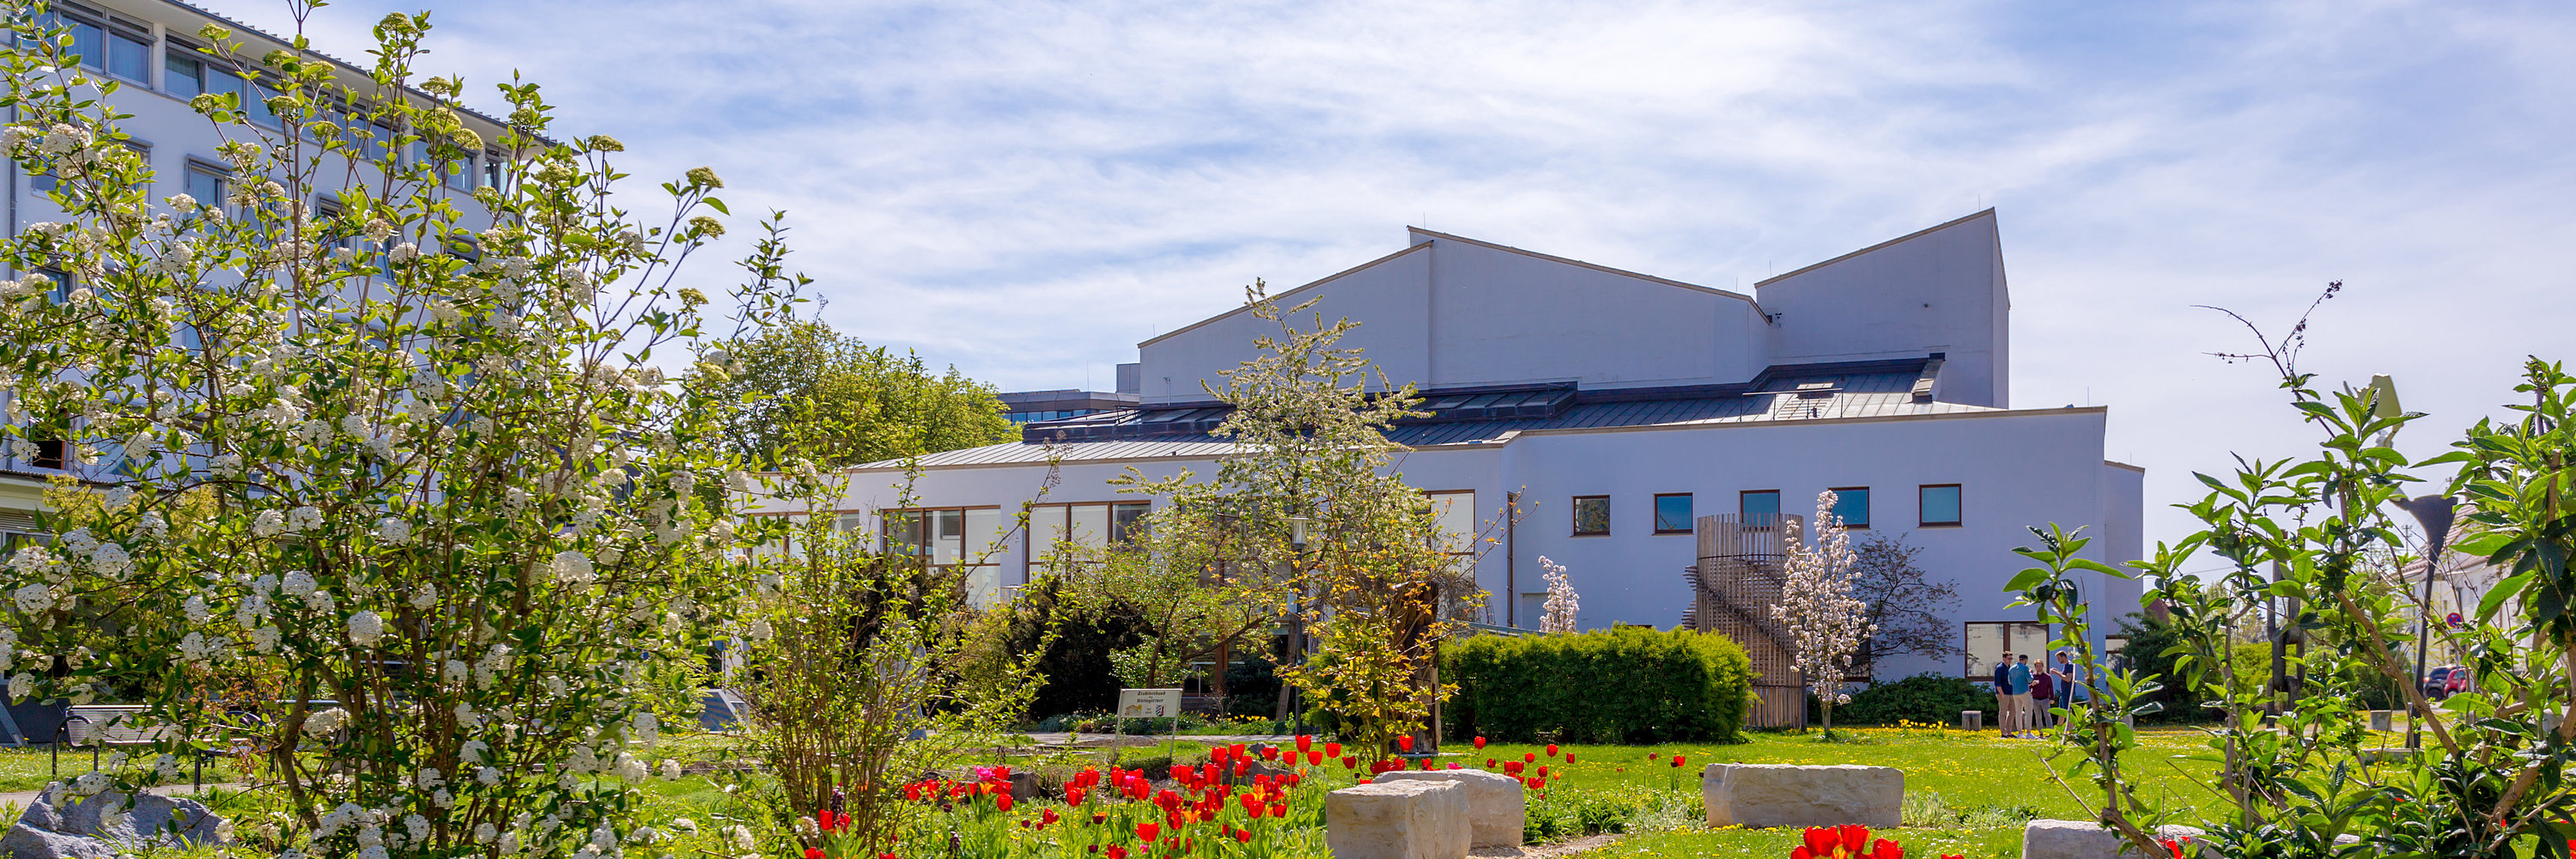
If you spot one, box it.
[2009,655,2035,737]
[2057,651,2088,715]
[1993,651,2015,736]
[2029,655,2055,732]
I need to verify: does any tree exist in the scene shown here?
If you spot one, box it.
[1537,555,1579,633]
[708,316,1014,468]
[0,6,788,858]
[1048,503,1275,694]
[1125,283,1479,756]
[1847,531,1961,679]
[1774,490,1873,734]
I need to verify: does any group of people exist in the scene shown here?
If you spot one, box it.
[1990,650,2087,738]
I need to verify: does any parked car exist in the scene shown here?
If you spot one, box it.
[2445,666,2472,696]
[2422,666,2454,701]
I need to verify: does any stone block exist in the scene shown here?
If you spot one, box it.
[1374,770,1524,847]
[3,789,226,859]
[2367,710,2393,732]
[1960,710,1984,731]
[1327,780,1469,859]
[1701,764,1901,830]
[2020,819,2205,858]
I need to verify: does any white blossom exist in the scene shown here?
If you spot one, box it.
[551,549,593,584]
[1536,556,1579,633]
[348,611,386,645]
[304,707,350,736]
[13,582,53,613]
[1771,491,1874,727]
[252,509,286,537]
[182,594,210,623]
[282,571,318,598]
[249,626,280,653]
[659,758,681,780]
[377,517,413,545]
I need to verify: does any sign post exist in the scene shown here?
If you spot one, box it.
[1110,688,1182,765]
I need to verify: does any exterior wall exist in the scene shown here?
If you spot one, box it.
[793,406,2130,683]
[1135,245,1431,404]
[1133,232,1768,404]
[1757,211,2011,407]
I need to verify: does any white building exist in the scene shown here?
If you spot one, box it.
[0,0,517,540]
[782,209,2145,695]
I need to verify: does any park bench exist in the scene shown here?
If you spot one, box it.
[55,704,269,789]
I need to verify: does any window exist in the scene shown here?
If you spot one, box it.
[1653,493,1693,534]
[104,20,147,82]
[884,507,1006,566]
[166,46,204,97]
[1028,501,1150,577]
[1963,621,2050,679]
[442,152,473,191]
[1426,490,1475,554]
[483,150,507,189]
[1920,484,1962,527]
[1830,487,1870,528]
[1740,490,1780,527]
[1571,496,1609,536]
[184,161,228,216]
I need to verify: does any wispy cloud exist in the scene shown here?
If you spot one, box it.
[213,0,2576,545]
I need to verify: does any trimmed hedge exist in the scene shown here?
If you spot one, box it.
[1444,626,1752,744]
[1835,673,1993,726]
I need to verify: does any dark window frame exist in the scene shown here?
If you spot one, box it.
[1739,489,1782,529]
[1570,495,1610,537]
[1830,486,1872,529]
[1920,484,1964,527]
[1652,492,1693,535]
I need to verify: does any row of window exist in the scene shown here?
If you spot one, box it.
[1005,409,1110,423]
[37,2,507,192]
[1571,484,1964,537]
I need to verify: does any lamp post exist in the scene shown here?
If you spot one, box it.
[1285,515,1313,738]
[2395,494,2456,751]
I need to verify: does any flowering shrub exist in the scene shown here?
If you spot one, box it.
[1774,491,1873,733]
[0,5,792,858]
[1536,555,1578,633]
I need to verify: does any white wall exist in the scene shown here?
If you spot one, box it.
[1757,210,2011,407]
[798,405,2131,683]
[1133,230,1769,404]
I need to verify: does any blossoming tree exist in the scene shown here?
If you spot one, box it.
[1536,555,1578,633]
[1773,490,1873,734]
[0,7,790,858]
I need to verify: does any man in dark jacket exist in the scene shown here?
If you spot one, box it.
[1993,651,2014,736]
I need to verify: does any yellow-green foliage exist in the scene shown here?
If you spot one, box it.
[1444,626,1752,744]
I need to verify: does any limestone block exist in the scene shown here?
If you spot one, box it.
[2367,710,2393,732]
[2019,819,2206,859]
[1374,770,1524,847]
[1327,780,1469,859]
[1701,764,1901,830]
[1960,710,1985,731]
[3,789,226,859]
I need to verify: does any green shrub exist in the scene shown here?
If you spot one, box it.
[1444,626,1752,744]
[1837,673,1994,726]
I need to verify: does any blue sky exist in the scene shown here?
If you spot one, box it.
[225,0,2575,551]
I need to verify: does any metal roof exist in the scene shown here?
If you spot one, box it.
[849,368,2002,471]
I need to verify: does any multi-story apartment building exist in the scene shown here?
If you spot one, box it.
[764,210,2146,715]
[0,0,517,539]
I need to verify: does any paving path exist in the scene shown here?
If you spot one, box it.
[0,783,251,811]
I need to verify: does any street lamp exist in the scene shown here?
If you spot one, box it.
[1284,515,1314,737]
[2395,494,2456,751]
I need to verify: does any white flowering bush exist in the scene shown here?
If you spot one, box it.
[1772,490,1873,734]
[0,6,793,858]
[1535,555,1578,633]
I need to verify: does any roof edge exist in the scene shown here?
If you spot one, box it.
[1756,208,1997,288]
[1137,241,1431,349]
[1405,227,1755,303]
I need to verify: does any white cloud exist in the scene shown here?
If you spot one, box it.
[208,0,2576,547]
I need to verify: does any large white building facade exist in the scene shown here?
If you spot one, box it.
[797,210,2144,686]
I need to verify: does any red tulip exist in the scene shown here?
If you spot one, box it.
[1672,755,1687,768]
[1342,756,1357,769]
[1398,735,1414,752]
[1232,743,1249,759]
[1307,750,1323,765]
[1043,809,1061,825]
[1325,742,1342,758]
[1871,838,1903,859]
[1067,787,1088,807]
[1297,734,1313,752]
[996,794,1014,812]
[1447,764,1461,770]
[1564,752,1576,763]
[1233,761,1249,777]
[805,850,823,859]
[1137,822,1159,843]
[1523,752,1537,763]
[1473,736,1486,750]
[1536,765,1548,777]
[1838,825,1869,852]
[1107,848,1127,859]
[1546,744,1558,757]
[1235,829,1252,844]
[1801,827,1838,857]
[1269,803,1285,818]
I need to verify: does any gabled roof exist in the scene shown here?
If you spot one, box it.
[1756,209,1996,287]
[1137,227,1754,350]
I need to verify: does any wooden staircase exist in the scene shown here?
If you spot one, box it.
[1686,514,1807,728]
